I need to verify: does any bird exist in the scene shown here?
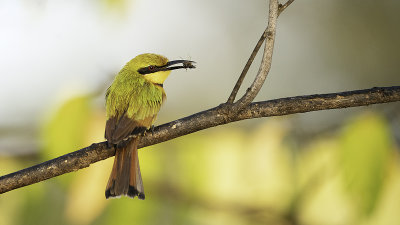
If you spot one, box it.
[104,53,195,199]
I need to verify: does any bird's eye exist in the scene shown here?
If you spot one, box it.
[148,65,155,70]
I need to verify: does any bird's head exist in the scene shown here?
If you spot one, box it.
[126,53,195,85]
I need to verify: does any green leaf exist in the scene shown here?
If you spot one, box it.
[339,112,392,216]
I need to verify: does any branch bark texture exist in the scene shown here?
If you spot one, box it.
[1,86,399,194]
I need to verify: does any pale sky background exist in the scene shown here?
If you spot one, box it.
[1,0,399,154]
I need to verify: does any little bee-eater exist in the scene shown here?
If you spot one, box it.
[105,53,195,199]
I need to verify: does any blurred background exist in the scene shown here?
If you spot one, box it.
[1,0,400,224]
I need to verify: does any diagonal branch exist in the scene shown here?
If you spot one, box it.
[227,0,295,104]
[1,86,399,194]
[227,29,271,104]
[278,0,295,16]
[231,0,279,110]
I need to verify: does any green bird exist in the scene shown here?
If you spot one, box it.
[105,53,195,199]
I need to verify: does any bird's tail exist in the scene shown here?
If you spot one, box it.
[105,138,145,199]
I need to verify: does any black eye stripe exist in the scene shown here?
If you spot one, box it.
[138,65,160,75]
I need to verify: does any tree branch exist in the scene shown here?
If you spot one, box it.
[1,86,399,194]
[227,0,295,104]
[231,0,279,110]
[278,0,295,16]
[227,28,270,104]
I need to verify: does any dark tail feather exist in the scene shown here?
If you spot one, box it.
[105,138,145,199]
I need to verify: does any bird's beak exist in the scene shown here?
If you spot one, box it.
[163,60,196,71]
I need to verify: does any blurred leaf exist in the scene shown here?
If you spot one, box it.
[192,128,245,201]
[151,132,211,197]
[102,0,126,7]
[339,112,392,216]
[40,94,92,189]
[243,120,294,210]
[0,157,23,177]
[100,0,133,15]
[64,159,111,225]
[41,95,92,159]
[14,181,66,225]
[365,151,400,225]
[298,139,357,225]
[0,158,24,225]
[95,196,161,225]
[61,108,109,225]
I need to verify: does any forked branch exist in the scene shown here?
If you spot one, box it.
[227,0,295,104]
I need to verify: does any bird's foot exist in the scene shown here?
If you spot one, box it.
[147,125,155,136]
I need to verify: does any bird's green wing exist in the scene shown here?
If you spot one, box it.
[105,81,165,144]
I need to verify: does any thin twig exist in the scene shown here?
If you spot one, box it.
[227,29,269,103]
[278,0,295,16]
[232,0,279,111]
[227,0,295,104]
[1,86,399,194]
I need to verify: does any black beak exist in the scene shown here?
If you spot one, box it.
[163,60,196,71]
[138,60,196,75]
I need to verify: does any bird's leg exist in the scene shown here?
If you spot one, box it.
[137,126,154,137]
[146,125,155,136]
